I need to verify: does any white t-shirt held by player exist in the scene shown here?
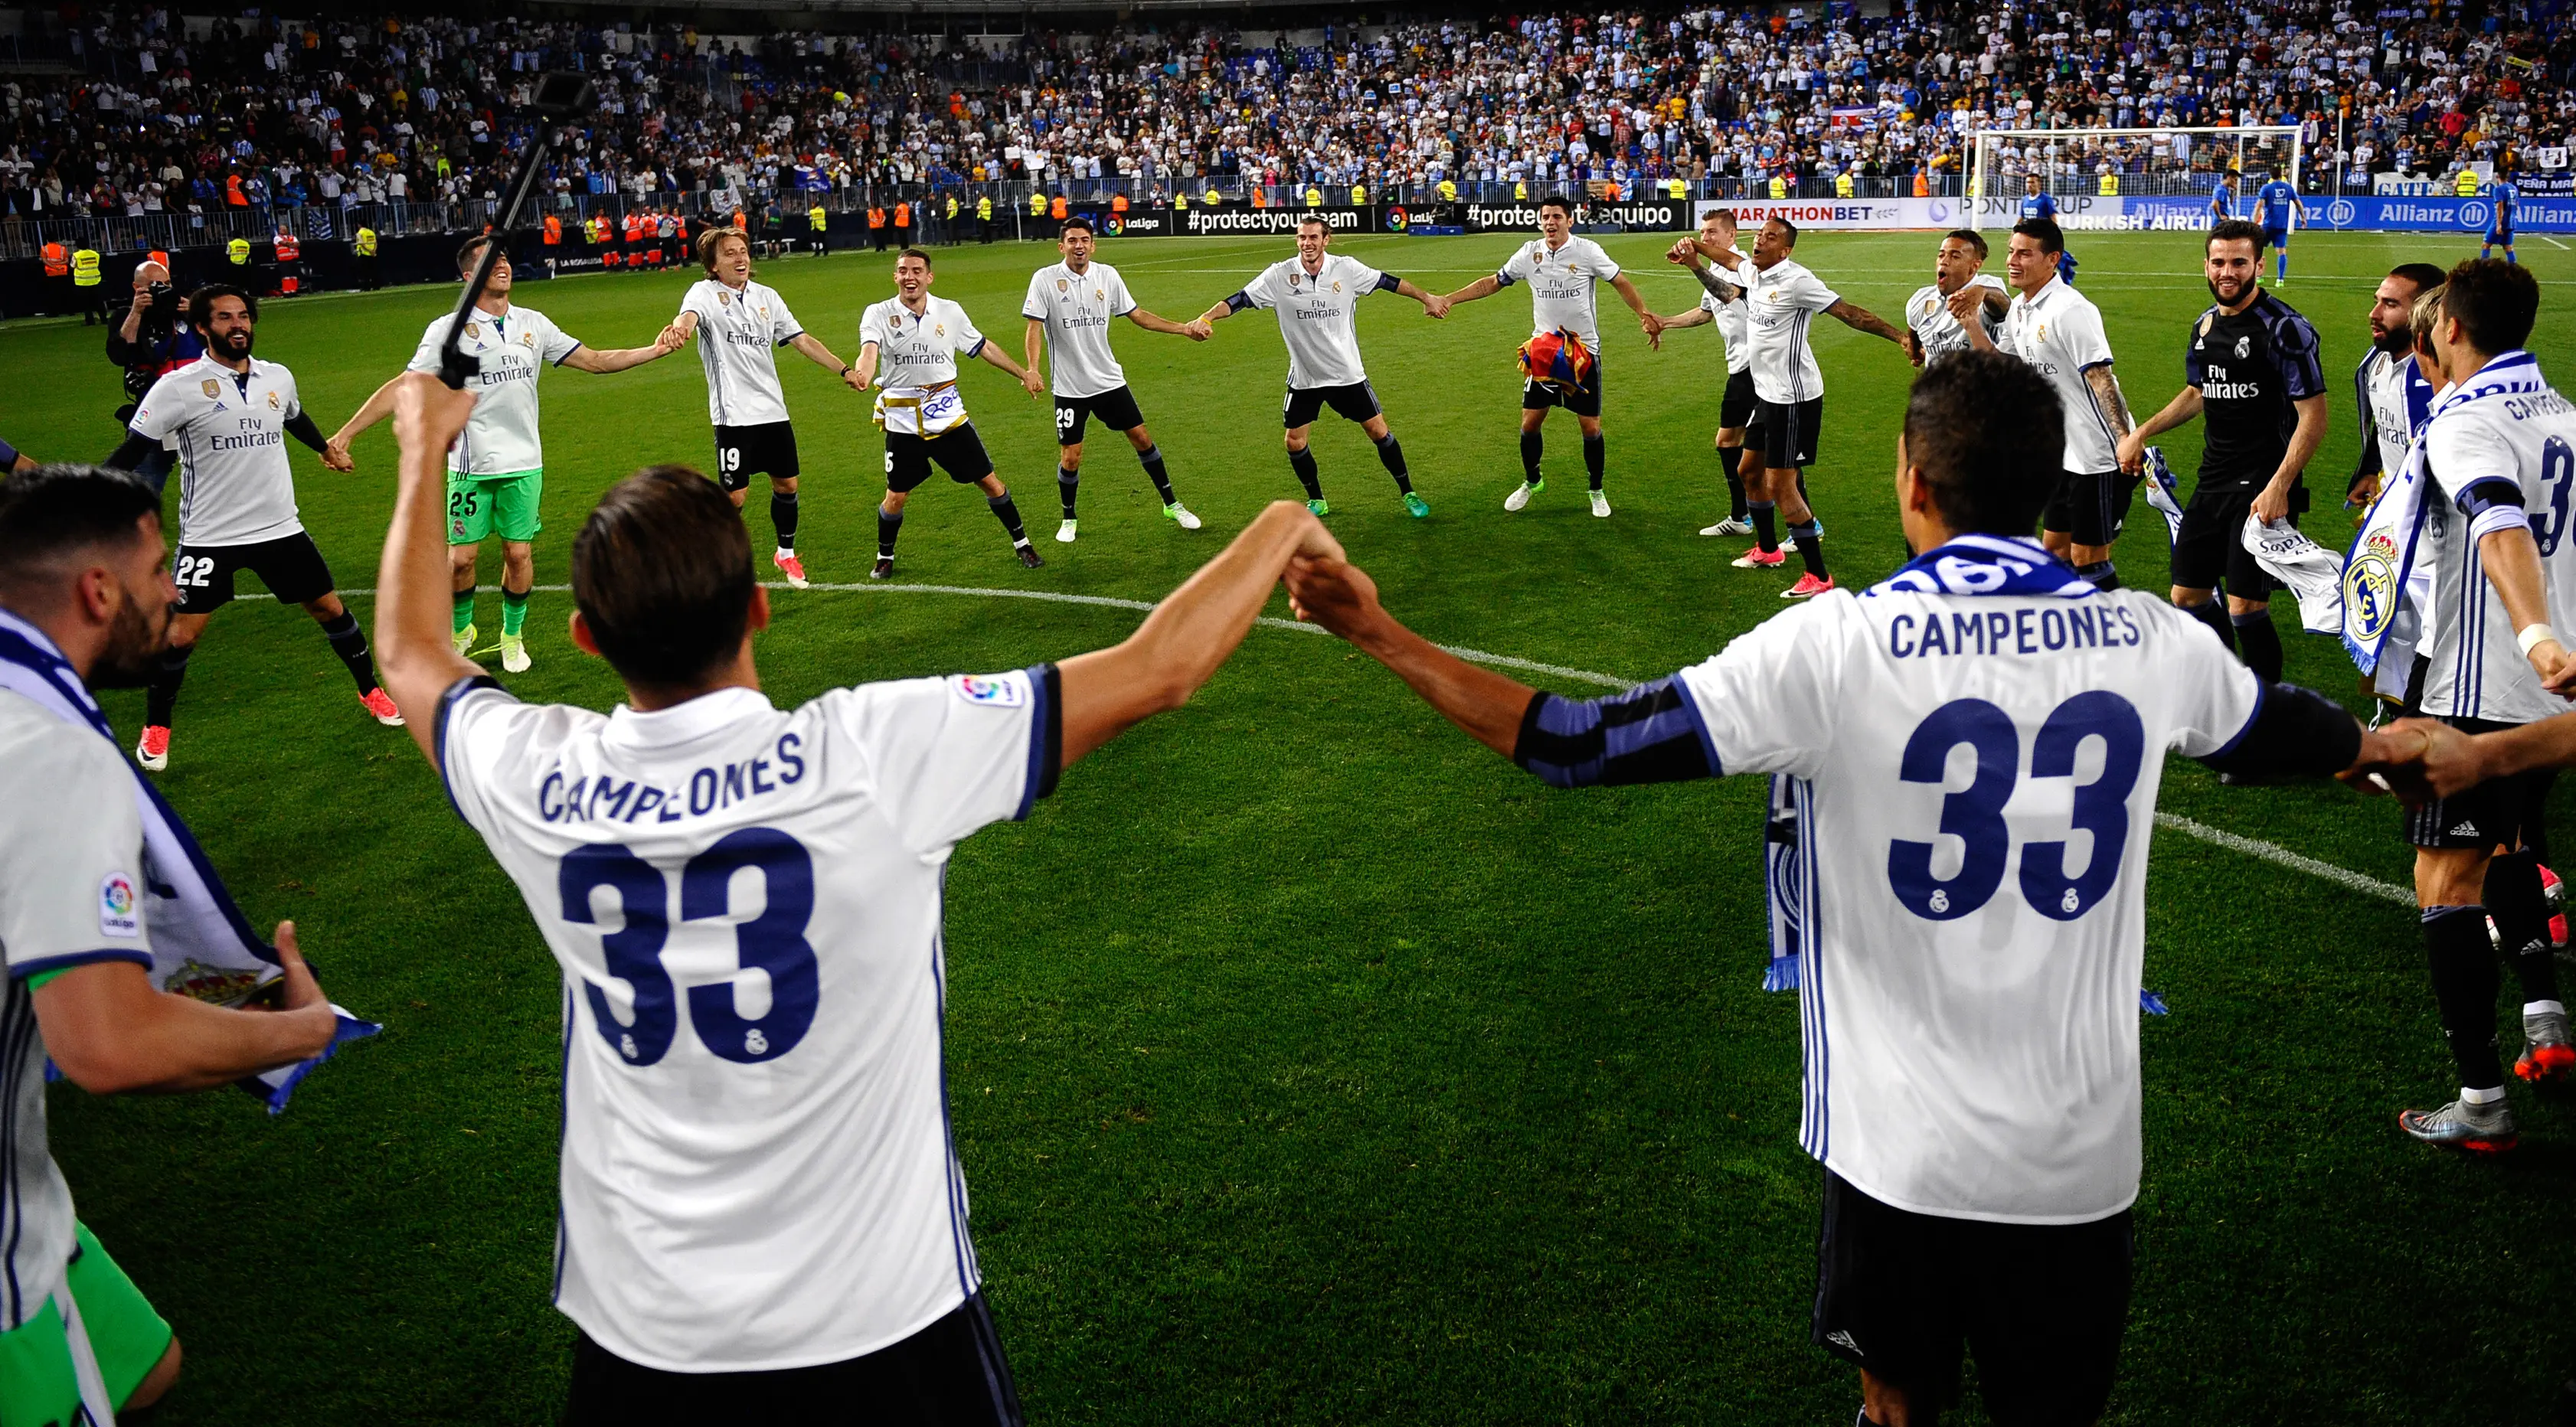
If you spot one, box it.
[1237,253,1388,390]
[679,278,804,428]
[1673,537,2262,1223]
[2417,350,2576,727]
[1496,236,1621,348]
[1729,256,1839,405]
[2363,347,2431,482]
[439,668,1057,1370]
[405,304,584,476]
[1906,274,2008,367]
[1022,261,1136,399]
[129,356,308,548]
[0,682,158,1331]
[2000,275,2119,475]
[860,296,986,436]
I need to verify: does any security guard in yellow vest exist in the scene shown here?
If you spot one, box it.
[2098,171,2119,196]
[1174,190,1188,211]
[1029,191,1048,217]
[1349,182,1367,205]
[1666,177,1688,200]
[1201,188,1221,208]
[1767,173,1788,199]
[2457,166,2482,197]
[1515,179,1528,200]
[1303,184,1322,207]
[1835,171,1855,198]
[809,203,829,255]
[70,245,103,325]
[354,224,381,290]
[976,193,994,243]
[226,236,251,267]
[943,193,959,245]
[1438,178,1456,202]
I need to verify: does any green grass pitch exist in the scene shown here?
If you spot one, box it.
[5,227,2576,1423]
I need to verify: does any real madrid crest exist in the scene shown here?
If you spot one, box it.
[934,323,945,335]
[266,390,280,409]
[2343,531,2401,643]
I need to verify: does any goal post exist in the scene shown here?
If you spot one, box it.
[1968,126,2303,228]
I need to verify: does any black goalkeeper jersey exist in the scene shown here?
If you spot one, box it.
[2183,290,2325,491]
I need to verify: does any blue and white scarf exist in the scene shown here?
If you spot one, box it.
[2343,352,2541,678]
[0,609,376,1111]
[1764,537,2164,1012]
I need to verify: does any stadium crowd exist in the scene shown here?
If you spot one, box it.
[0,0,2571,228]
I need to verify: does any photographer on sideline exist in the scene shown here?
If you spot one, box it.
[103,260,204,495]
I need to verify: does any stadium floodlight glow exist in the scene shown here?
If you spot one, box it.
[1967,126,2304,230]
[436,73,600,390]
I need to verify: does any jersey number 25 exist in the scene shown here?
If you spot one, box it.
[560,828,819,1066]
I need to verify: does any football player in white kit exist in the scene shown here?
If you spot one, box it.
[2346,263,2447,511]
[856,247,1049,579]
[368,371,1344,1421]
[2355,262,2576,1154]
[1904,230,2008,369]
[1437,194,1663,518]
[331,237,680,674]
[1196,214,1449,519]
[1655,207,1759,537]
[1284,350,2381,1427]
[660,226,867,589]
[1959,217,2140,593]
[1674,217,1910,599]
[1019,214,1209,544]
[104,285,400,770]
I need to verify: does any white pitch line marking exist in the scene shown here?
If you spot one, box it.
[2542,235,2571,250]
[329,580,2399,897]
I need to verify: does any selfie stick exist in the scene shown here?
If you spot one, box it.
[437,73,598,390]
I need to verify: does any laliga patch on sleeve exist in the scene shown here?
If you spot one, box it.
[99,873,141,938]
[950,673,1027,709]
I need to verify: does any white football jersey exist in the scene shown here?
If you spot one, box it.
[0,684,158,1333]
[1728,256,1839,404]
[1906,273,2008,367]
[2001,276,2120,475]
[861,296,986,436]
[1022,260,1135,399]
[681,278,803,428]
[440,669,1056,1370]
[406,304,583,476]
[2417,351,2576,725]
[1698,273,1751,376]
[1675,537,2261,1223]
[2362,348,2433,482]
[129,356,306,547]
[1496,235,1621,347]
[1237,252,1388,390]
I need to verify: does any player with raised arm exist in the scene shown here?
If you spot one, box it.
[1195,214,1448,519]
[2348,263,2448,511]
[1282,348,2381,1427]
[659,226,863,589]
[2346,261,2576,1154]
[2253,170,2300,286]
[1652,207,1757,537]
[329,237,679,674]
[2114,220,2328,685]
[368,371,1345,1421]
[1902,230,2009,369]
[1438,194,1663,518]
[1020,215,1209,544]
[1958,217,2138,592]
[1674,217,1908,598]
[102,286,398,769]
[856,247,1048,578]
[2483,171,2520,265]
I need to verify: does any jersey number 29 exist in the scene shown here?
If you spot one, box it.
[1888,692,2146,922]
[560,829,819,1066]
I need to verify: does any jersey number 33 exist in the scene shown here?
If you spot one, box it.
[562,828,818,1065]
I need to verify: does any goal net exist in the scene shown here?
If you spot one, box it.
[1968,126,2303,228]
